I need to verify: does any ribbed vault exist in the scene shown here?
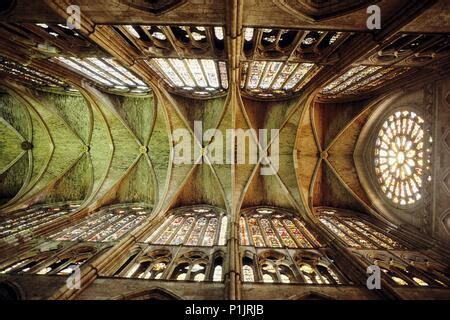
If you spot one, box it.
[0,0,448,301]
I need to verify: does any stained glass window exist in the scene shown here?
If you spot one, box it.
[262,273,275,283]
[247,218,265,247]
[54,57,149,93]
[186,217,207,245]
[374,110,431,206]
[171,216,195,245]
[241,61,316,97]
[242,265,255,282]
[240,208,320,248]
[147,58,228,97]
[392,276,408,286]
[0,245,95,276]
[201,217,219,246]
[376,261,446,288]
[260,219,282,248]
[344,220,403,249]
[321,65,410,96]
[296,258,344,285]
[121,249,223,282]
[322,66,378,95]
[146,206,227,247]
[218,216,228,246]
[319,216,362,248]
[0,255,50,274]
[0,203,80,239]
[0,56,72,91]
[49,204,150,242]
[293,219,321,247]
[272,219,297,248]
[171,260,207,282]
[318,210,405,249]
[241,28,253,43]
[413,277,429,286]
[127,258,168,280]
[213,266,223,282]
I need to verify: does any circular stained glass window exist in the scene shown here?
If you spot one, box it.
[374,110,431,206]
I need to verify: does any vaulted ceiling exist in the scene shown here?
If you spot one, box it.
[0,0,449,236]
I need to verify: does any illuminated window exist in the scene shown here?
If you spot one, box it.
[374,110,431,206]
[321,66,409,96]
[146,206,227,247]
[120,249,222,283]
[125,250,170,280]
[48,204,150,242]
[344,219,403,249]
[0,255,51,275]
[240,208,320,248]
[0,56,72,91]
[372,254,449,288]
[259,254,295,284]
[242,265,255,282]
[171,255,207,282]
[319,214,404,249]
[0,203,80,239]
[218,216,228,245]
[241,61,316,97]
[213,265,223,282]
[54,56,149,93]
[413,277,429,286]
[244,27,254,41]
[392,276,408,286]
[147,58,228,97]
[0,245,95,276]
[295,252,344,285]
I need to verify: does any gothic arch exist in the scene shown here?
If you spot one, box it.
[290,291,335,300]
[0,280,24,300]
[112,287,182,300]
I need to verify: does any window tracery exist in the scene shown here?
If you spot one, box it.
[212,256,224,282]
[0,202,80,239]
[49,204,151,242]
[317,208,405,249]
[241,61,316,98]
[259,252,295,284]
[170,252,208,282]
[294,253,344,285]
[0,56,73,92]
[320,65,409,97]
[400,254,450,287]
[146,206,227,247]
[115,246,225,283]
[147,58,228,97]
[240,28,348,98]
[368,253,447,288]
[125,250,171,280]
[110,206,228,283]
[239,207,320,248]
[241,250,345,285]
[374,110,432,207]
[0,244,96,276]
[239,208,346,285]
[54,56,149,94]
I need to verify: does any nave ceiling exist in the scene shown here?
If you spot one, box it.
[0,0,449,246]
